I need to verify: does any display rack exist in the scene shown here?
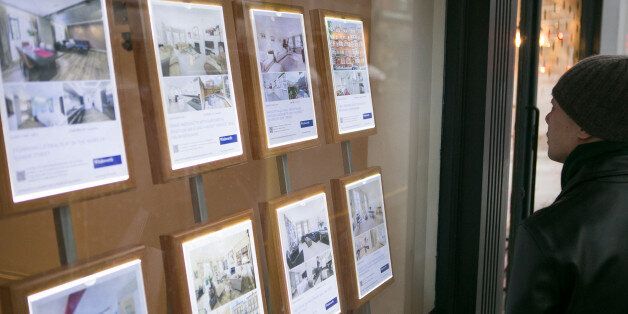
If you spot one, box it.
[0,0,390,313]
[189,175,209,223]
[52,206,78,265]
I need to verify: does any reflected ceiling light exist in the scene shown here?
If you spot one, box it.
[515,29,522,48]
[539,33,551,47]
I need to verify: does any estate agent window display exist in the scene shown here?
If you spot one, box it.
[0,0,134,215]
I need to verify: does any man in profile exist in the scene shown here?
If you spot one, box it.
[506,55,628,313]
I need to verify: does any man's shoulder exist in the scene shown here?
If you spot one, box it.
[523,179,628,252]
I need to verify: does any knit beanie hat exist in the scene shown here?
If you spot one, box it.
[551,55,628,142]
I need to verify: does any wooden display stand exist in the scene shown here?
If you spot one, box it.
[233,1,321,159]
[128,0,249,183]
[331,167,394,311]
[160,209,268,313]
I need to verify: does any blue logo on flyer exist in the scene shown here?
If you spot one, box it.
[300,119,314,128]
[363,112,373,119]
[325,297,338,310]
[93,155,122,169]
[380,263,390,273]
[219,134,238,145]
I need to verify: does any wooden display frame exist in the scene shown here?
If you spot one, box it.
[310,9,376,144]
[128,0,248,183]
[160,209,268,313]
[233,1,321,159]
[0,246,147,313]
[330,167,394,310]
[0,0,135,216]
[259,184,344,313]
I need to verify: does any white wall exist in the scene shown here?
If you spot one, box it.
[367,0,445,313]
[600,0,628,55]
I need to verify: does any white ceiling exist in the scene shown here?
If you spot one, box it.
[1,0,85,16]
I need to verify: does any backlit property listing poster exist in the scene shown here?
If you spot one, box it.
[0,0,129,203]
[251,9,318,148]
[181,219,264,314]
[28,260,148,314]
[277,193,341,313]
[345,173,392,297]
[325,17,375,134]
[149,1,243,170]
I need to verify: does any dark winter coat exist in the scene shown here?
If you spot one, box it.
[506,141,628,313]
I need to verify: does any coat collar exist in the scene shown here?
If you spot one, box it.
[557,141,628,200]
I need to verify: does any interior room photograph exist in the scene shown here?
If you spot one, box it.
[0,0,110,82]
[29,268,145,314]
[352,221,388,262]
[348,183,385,237]
[188,231,257,312]
[281,206,331,270]
[63,80,115,124]
[263,72,289,102]
[151,2,228,77]
[288,250,335,298]
[166,75,231,113]
[166,76,203,114]
[253,13,306,73]
[334,70,369,96]
[199,75,231,109]
[4,82,65,130]
[354,231,374,261]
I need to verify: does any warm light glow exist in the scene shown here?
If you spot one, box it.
[557,32,564,40]
[539,66,546,73]
[539,33,551,47]
[515,29,522,48]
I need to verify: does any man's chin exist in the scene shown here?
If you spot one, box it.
[547,151,566,163]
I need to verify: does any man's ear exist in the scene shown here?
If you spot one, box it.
[577,128,594,141]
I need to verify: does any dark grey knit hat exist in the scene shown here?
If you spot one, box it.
[552,54,628,142]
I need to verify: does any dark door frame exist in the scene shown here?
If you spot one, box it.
[508,0,542,284]
[434,0,518,312]
[507,0,603,292]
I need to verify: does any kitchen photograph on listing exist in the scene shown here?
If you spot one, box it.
[165,75,232,114]
[151,1,229,77]
[334,70,369,96]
